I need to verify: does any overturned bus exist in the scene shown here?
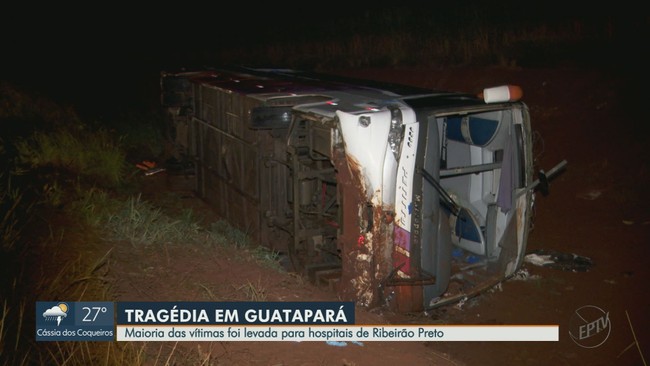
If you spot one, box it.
[161,67,565,313]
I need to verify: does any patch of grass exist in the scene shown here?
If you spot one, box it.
[250,245,282,271]
[0,175,31,252]
[210,278,268,302]
[70,190,201,246]
[197,283,219,301]
[207,220,251,249]
[207,220,282,269]
[72,187,116,227]
[15,128,127,189]
[0,216,148,366]
[237,278,267,302]
[72,191,282,273]
[104,194,201,246]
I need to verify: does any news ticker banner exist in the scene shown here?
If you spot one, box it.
[116,325,558,342]
[36,301,558,342]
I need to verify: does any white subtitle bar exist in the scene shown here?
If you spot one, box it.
[116,325,558,342]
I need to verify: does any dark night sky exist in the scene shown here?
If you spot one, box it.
[1,3,646,116]
[2,2,630,72]
[1,5,324,113]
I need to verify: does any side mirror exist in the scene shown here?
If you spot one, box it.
[527,160,567,196]
[538,170,550,196]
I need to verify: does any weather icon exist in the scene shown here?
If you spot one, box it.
[43,303,68,326]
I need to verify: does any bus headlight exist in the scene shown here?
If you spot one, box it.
[387,106,404,161]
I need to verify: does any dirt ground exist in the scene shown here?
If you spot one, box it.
[106,66,649,365]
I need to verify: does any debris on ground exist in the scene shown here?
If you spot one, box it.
[524,249,593,272]
[577,188,603,200]
[622,219,650,226]
[326,341,347,347]
[454,297,468,310]
[135,160,166,176]
[509,267,542,281]
[136,160,157,170]
[143,167,166,176]
[325,341,364,347]
[488,282,503,292]
[523,253,554,267]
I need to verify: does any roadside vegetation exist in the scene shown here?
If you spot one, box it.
[0,83,278,365]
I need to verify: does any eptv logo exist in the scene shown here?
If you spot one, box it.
[569,305,611,348]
